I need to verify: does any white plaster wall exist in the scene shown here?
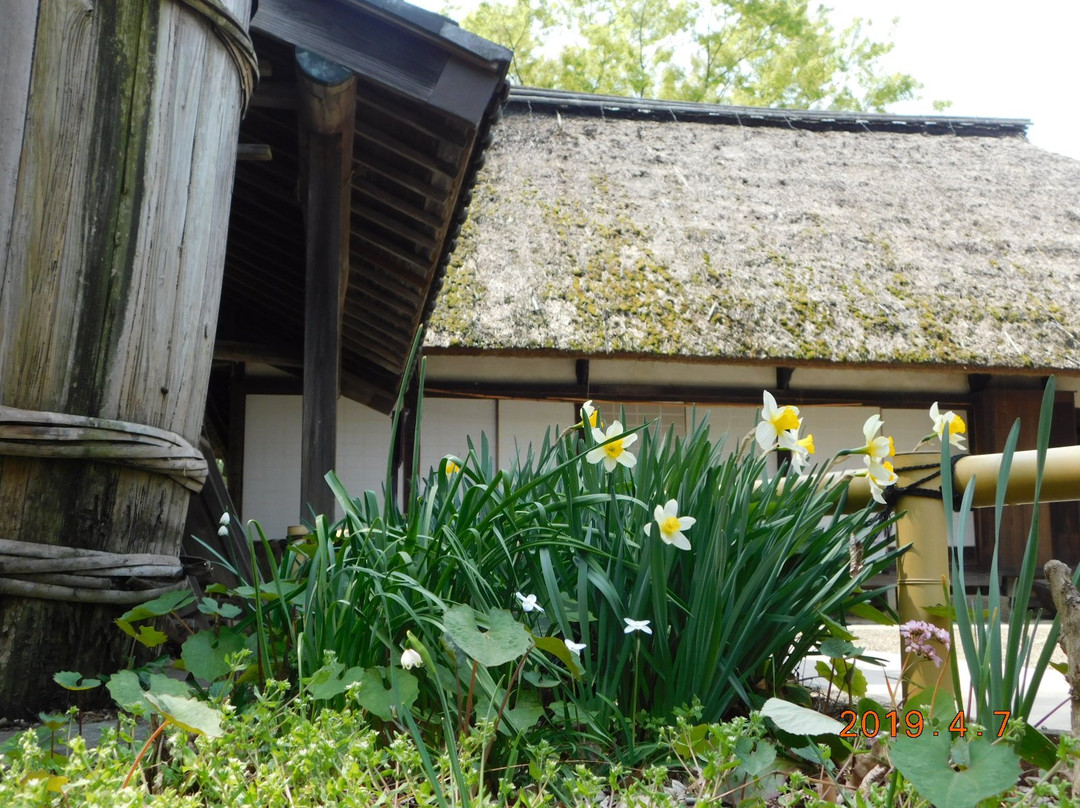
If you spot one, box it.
[243,395,302,537]
[242,395,391,537]
[415,397,497,477]
[497,399,575,469]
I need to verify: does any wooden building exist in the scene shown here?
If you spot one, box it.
[233,87,1080,578]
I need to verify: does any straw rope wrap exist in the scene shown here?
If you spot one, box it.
[174,0,259,113]
[0,405,208,492]
[0,539,189,605]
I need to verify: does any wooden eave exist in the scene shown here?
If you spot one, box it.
[214,0,511,414]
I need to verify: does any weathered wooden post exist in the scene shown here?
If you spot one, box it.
[0,0,256,714]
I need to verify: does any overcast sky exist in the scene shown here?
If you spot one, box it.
[415,0,1079,160]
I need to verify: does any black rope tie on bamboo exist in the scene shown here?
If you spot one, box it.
[174,0,260,113]
[877,455,967,516]
[851,456,965,575]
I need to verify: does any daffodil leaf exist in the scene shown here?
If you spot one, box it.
[890,731,1019,808]
[443,605,532,668]
[53,671,101,691]
[354,667,418,721]
[144,692,223,738]
[761,697,844,736]
[181,628,247,682]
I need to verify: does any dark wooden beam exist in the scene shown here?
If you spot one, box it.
[296,49,355,521]
[214,340,302,367]
[236,144,273,161]
[575,359,590,387]
[423,379,972,410]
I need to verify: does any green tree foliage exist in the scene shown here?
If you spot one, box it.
[458,0,919,111]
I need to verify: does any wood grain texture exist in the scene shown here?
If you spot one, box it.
[0,0,251,714]
[298,67,355,520]
[0,0,37,295]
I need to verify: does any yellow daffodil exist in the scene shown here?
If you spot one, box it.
[929,402,967,450]
[785,432,816,473]
[855,415,895,462]
[586,421,637,472]
[756,391,802,451]
[444,458,461,474]
[645,499,696,551]
[581,400,601,429]
[864,458,898,505]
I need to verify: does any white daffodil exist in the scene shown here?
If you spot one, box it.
[623,618,652,635]
[781,431,815,473]
[855,414,895,462]
[514,592,544,613]
[586,421,638,472]
[755,391,802,452]
[650,499,695,551]
[581,400,601,429]
[564,638,587,654]
[401,648,423,669]
[864,458,898,505]
[929,402,967,450]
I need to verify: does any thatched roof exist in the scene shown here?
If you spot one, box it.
[426,88,1080,373]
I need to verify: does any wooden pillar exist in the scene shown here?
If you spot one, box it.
[296,51,355,521]
[0,0,255,713]
[971,388,1069,576]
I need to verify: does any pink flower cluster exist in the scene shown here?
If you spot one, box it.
[899,620,951,667]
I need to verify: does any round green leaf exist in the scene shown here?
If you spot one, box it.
[106,670,149,716]
[891,731,1020,808]
[144,692,223,738]
[355,667,418,721]
[181,628,247,682]
[443,605,532,667]
[761,697,844,736]
[53,671,101,691]
[305,660,364,701]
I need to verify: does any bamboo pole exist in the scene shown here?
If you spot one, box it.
[890,453,954,698]
[824,447,1080,698]
[953,445,1080,507]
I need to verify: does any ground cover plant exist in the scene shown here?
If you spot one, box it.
[5,377,1077,805]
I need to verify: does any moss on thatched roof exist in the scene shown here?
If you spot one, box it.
[426,90,1080,371]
